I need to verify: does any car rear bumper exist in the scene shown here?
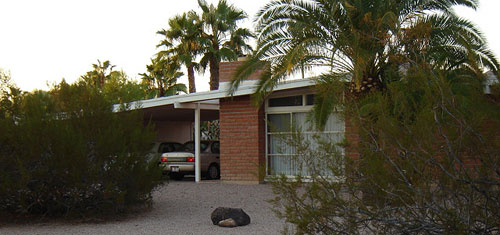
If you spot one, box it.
[160,162,195,173]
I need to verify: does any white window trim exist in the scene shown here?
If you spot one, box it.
[264,93,346,180]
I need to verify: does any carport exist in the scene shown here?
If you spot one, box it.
[115,94,220,183]
[115,59,318,184]
[114,76,316,184]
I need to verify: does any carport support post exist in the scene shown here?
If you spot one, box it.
[195,104,201,183]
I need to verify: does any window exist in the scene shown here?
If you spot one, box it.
[266,94,344,178]
[306,94,315,105]
[183,141,209,152]
[269,95,303,107]
[211,141,220,154]
[267,113,291,132]
[158,142,183,153]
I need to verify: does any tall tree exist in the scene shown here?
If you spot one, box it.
[80,60,116,89]
[269,65,500,234]
[0,69,23,119]
[198,0,253,90]
[230,0,498,107]
[101,71,151,104]
[140,56,187,98]
[157,11,203,93]
[78,61,150,103]
[239,1,500,232]
[0,69,15,98]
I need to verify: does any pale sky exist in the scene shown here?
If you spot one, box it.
[0,0,499,92]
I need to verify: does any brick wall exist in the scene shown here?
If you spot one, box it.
[344,117,360,162]
[219,60,266,83]
[219,95,266,183]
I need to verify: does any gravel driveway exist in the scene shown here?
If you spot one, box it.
[0,178,289,235]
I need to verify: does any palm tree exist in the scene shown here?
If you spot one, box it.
[157,11,203,93]
[198,0,253,90]
[230,0,498,99]
[80,60,116,89]
[140,56,187,98]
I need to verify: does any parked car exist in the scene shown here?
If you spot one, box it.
[147,142,183,162]
[159,140,220,180]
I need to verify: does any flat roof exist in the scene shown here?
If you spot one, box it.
[114,78,314,112]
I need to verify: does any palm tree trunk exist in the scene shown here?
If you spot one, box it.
[157,79,165,97]
[187,63,196,93]
[209,59,219,91]
[349,73,382,96]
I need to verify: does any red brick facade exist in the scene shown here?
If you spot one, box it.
[219,60,266,83]
[219,95,266,183]
[217,60,359,183]
[344,117,360,162]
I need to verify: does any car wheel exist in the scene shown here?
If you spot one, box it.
[207,164,220,180]
[170,173,184,181]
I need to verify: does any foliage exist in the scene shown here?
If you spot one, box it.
[78,60,153,103]
[154,0,253,92]
[250,1,500,233]
[0,70,23,119]
[100,70,151,104]
[0,69,13,96]
[0,80,163,218]
[140,56,187,98]
[269,65,500,234]
[201,120,220,140]
[157,11,203,93]
[230,0,498,108]
[197,0,253,90]
[80,60,116,89]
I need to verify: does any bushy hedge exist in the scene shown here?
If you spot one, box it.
[0,82,162,218]
[269,68,500,234]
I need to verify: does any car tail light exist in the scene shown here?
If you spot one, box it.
[160,156,167,162]
[187,157,194,162]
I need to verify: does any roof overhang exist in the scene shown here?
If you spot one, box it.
[113,78,315,122]
[140,101,219,122]
[114,78,314,112]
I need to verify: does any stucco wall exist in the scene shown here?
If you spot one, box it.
[154,120,192,143]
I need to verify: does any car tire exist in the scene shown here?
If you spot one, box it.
[207,164,220,180]
[170,173,184,181]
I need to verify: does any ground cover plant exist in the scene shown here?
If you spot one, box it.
[0,77,163,218]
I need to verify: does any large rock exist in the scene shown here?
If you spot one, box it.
[211,207,251,226]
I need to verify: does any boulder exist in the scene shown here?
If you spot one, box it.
[211,207,251,226]
[218,218,237,227]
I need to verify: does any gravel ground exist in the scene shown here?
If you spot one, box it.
[0,178,290,235]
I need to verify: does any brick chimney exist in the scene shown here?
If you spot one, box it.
[218,57,266,90]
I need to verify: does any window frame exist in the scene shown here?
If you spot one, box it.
[265,92,345,181]
[158,142,183,153]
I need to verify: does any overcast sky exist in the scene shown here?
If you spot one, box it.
[0,0,499,92]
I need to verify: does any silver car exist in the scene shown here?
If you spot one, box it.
[148,142,183,162]
[160,141,220,180]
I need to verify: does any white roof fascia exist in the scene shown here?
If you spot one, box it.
[272,79,314,91]
[113,78,314,112]
[173,102,220,110]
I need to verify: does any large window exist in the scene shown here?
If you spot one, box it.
[266,94,344,177]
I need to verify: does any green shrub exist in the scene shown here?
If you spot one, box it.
[269,68,500,234]
[0,81,162,218]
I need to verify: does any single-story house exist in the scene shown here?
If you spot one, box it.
[118,59,359,184]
